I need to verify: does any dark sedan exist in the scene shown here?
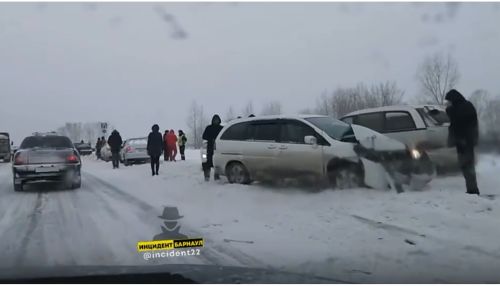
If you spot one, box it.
[12,133,82,191]
[74,142,93,156]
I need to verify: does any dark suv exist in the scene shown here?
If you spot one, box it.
[12,133,82,191]
[74,142,93,156]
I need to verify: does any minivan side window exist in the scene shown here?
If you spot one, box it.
[280,121,317,144]
[220,122,250,141]
[354,113,384,132]
[384,112,416,132]
[251,121,279,142]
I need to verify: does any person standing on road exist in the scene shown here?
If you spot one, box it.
[445,89,480,195]
[107,130,123,169]
[202,114,223,181]
[178,130,187,161]
[148,124,164,176]
[167,130,178,162]
[163,130,170,161]
[95,137,102,160]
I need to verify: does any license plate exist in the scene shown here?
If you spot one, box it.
[35,167,59,173]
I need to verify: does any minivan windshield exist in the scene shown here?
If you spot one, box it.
[305,117,352,141]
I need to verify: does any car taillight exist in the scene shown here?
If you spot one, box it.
[126,146,134,153]
[67,154,79,163]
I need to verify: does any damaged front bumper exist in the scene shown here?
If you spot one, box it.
[354,145,435,192]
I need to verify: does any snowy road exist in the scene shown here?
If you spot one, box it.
[1,150,500,283]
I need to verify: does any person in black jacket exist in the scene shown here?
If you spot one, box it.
[108,130,123,169]
[178,130,187,161]
[147,124,164,176]
[445,89,480,195]
[95,137,102,159]
[202,114,223,181]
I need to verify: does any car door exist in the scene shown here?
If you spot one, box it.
[416,106,450,149]
[274,119,324,179]
[242,120,281,179]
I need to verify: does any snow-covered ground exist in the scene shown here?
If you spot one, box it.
[0,150,499,283]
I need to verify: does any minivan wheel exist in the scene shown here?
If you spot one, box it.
[226,162,251,185]
[329,164,362,190]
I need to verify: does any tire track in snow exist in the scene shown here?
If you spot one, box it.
[83,171,270,269]
[351,214,500,260]
[14,191,47,266]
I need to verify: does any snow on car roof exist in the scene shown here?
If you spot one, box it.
[225,114,329,124]
[342,104,446,118]
[127,137,148,141]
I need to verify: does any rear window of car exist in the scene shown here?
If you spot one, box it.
[20,136,73,149]
[354,113,384,132]
[128,139,148,145]
[384,112,416,132]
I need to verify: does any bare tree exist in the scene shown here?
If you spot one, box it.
[468,90,500,142]
[242,101,254,117]
[469,89,490,119]
[314,92,332,116]
[483,98,500,139]
[369,81,404,106]
[417,53,460,105]
[260,101,283,116]
[225,105,236,122]
[186,101,207,149]
[305,82,405,118]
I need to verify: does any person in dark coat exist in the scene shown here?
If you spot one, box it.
[147,124,164,176]
[445,89,480,195]
[107,130,123,169]
[202,114,223,181]
[178,130,187,161]
[95,137,102,159]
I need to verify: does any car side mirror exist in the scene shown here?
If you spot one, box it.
[304,136,317,145]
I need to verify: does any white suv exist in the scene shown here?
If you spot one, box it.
[340,105,455,171]
[212,115,434,190]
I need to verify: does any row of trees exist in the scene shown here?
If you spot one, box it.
[300,81,404,118]
[56,122,109,145]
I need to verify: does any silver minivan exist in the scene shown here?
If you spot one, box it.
[213,115,434,190]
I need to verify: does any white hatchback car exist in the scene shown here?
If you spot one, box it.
[340,105,456,171]
[213,115,434,190]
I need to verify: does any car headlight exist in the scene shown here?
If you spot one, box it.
[202,154,207,159]
[411,149,422,160]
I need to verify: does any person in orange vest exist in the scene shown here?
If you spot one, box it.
[167,130,178,162]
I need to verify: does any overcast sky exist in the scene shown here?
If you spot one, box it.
[1,2,500,144]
